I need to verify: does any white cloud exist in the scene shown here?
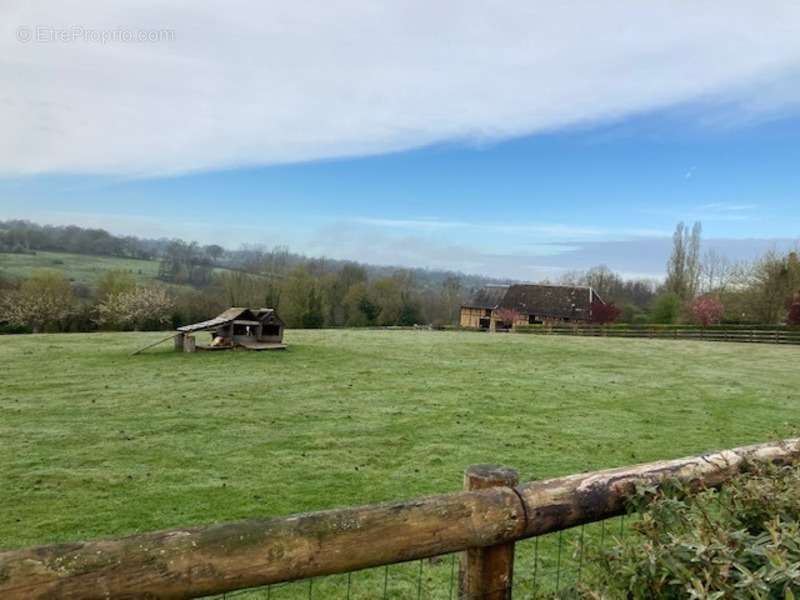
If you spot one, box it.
[351,216,668,240]
[2,1,800,176]
[641,202,761,222]
[698,203,758,212]
[351,217,470,231]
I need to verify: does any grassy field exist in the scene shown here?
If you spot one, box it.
[1,329,798,595]
[0,251,160,286]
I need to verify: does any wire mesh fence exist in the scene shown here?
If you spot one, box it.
[206,555,458,599]
[204,515,634,599]
[511,514,632,597]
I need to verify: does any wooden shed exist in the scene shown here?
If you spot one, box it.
[175,307,286,352]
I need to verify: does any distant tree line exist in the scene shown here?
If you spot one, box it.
[0,262,468,333]
[156,240,220,287]
[0,220,162,259]
[0,221,477,332]
[2,219,798,333]
[0,218,495,294]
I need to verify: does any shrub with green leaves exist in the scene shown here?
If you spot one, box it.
[576,463,800,598]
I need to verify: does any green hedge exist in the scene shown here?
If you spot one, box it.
[575,463,800,598]
[0,322,32,334]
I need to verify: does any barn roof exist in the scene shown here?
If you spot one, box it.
[500,284,597,319]
[177,307,280,333]
[463,284,605,318]
[463,285,509,309]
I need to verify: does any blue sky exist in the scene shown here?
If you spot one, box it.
[3,110,798,280]
[2,2,800,279]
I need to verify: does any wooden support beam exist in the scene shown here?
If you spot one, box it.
[130,333,179,356]
[460,466,520,600]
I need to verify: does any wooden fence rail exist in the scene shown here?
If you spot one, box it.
[516,325,800,345]
[1,439,799,599]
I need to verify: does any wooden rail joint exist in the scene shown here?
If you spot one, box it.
[460,465,523,600]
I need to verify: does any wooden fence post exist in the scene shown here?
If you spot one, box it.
[460,465,520,599]
[174,333,185,352]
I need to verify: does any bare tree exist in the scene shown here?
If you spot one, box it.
[665,222,687,298]
[751,251,800,323]
[665,221,702,300]
[440,276,463,324]
[686,221,702,298]
[559,265,656,308]
[725,250,800,323]
[699,249,733,294]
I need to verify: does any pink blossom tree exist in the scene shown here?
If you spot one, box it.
[689,295,724,327]
[494,308,522,328]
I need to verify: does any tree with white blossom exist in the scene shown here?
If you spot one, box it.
[0,269,75,332]
[95,286,174,330]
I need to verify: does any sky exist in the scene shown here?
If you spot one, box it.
[2,2,800,280]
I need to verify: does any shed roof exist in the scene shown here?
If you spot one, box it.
[177,307,279,333]
[254,308,283,325]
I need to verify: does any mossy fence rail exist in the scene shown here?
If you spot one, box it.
[2,439,799,599]
[514,324,800,345]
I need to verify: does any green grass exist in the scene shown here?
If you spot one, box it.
[1,330,798,596]
[0,251,160,286]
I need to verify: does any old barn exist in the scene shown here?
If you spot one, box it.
[460,284,605,331]
[175,307,286,352]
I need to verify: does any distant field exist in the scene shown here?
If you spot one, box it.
[0,251,160,286]
[0,251,246,292]
[2,329,799,559]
